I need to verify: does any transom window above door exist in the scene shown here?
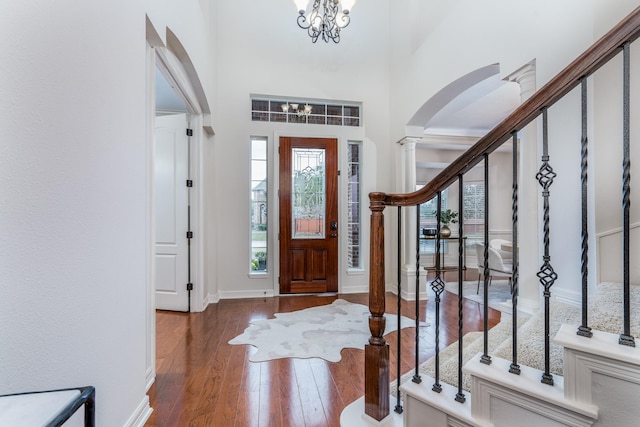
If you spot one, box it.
[251,96,361,127]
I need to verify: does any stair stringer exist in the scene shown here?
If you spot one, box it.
[464,353,598,426]
[554,324,640,426]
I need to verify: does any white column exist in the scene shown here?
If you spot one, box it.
[506,61,540,313]
[398,137,427,301]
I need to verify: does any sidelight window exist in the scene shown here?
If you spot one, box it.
[250,137,268,272]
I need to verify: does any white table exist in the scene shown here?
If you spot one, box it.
[0,386,95,427]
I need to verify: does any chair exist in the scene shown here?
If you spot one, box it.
[475,243,513,294]
[489,238,513,263]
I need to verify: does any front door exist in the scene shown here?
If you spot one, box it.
[279,137,339,294]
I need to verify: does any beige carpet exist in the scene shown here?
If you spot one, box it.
[391,282,639,396]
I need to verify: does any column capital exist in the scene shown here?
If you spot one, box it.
[505,60,537,101]
[397,136,421,147]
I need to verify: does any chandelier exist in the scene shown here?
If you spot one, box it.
[293,0,357,44]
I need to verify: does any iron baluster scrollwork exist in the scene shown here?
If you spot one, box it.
[510,132,521,375]
[455,176,466,403]
[412,204,422,385]
[430,192,446,392]
[481,154,492,366]
[578,78,593,338]
[395,206,403,414]
[620,42,635,347]
[536,107,558,385]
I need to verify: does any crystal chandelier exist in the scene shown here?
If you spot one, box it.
[293,0,358,44]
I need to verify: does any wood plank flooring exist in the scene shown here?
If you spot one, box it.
[146,290,500,427]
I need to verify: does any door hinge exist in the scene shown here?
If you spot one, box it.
[186,231,193,239]
[338,170,341,176]
[186,282,193,291]
[186,128,193,136]
[186,179,193,187]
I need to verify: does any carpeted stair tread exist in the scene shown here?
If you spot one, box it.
[392,282,639,397]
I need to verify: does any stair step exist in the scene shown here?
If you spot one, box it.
[464,353,598,426]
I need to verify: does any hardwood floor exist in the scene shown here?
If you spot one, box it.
[146,290,501,427]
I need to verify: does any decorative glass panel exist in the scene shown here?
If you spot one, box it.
[292,148,325,239]
[347,142,361,268]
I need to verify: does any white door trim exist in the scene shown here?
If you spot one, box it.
[145,26,210,390]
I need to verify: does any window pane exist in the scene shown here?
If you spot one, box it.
[250,137,268,272]
[463,182,485,253]
[251,97,361,127]
[417,187,448,254]
[327,105,342,116]
[252,99,269,111]
[344,105,359,117]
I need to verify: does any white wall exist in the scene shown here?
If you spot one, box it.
[389,0,640,302]
[211,0,391,298]
[593,0,640,285]
[0,1,149,425]
[0,1,217,425]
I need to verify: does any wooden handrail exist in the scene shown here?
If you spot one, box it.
[372,6,640,208]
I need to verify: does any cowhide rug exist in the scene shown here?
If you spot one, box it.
[229,299,425,362]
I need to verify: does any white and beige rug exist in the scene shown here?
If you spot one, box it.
[229,299,425,363]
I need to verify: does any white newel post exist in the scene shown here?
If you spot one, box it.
[506,61,541,313]
[398,137,427,301]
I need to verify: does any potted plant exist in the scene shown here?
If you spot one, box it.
[254,251,267,271]
[432,209,458,237]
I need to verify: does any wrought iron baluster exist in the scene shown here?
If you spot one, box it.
[510,132,521,375]
[395,206,403,413]
[481,154,492,365]
[620,42,635,347]
[578,77,593,338]
[455,175,466,403]
[430,192,446,392]
[536,107,558,385]
[413,204,422,384]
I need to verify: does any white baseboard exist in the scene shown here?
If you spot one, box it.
[205,291,220,306]
[552,287,581,308]
[145,366,155,392]
[124,395,153,427]
[218,289,275,299]
[341,284,370,294]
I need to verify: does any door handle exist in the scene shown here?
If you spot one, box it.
[331,233,338,238]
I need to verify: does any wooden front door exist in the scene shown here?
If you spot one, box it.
[279,137,338,294]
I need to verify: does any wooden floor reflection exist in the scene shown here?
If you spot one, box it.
[145,290,500,427]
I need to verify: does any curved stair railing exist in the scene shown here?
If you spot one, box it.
[365,6,640,422]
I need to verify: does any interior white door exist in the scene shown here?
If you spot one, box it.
[154,113,190,311]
